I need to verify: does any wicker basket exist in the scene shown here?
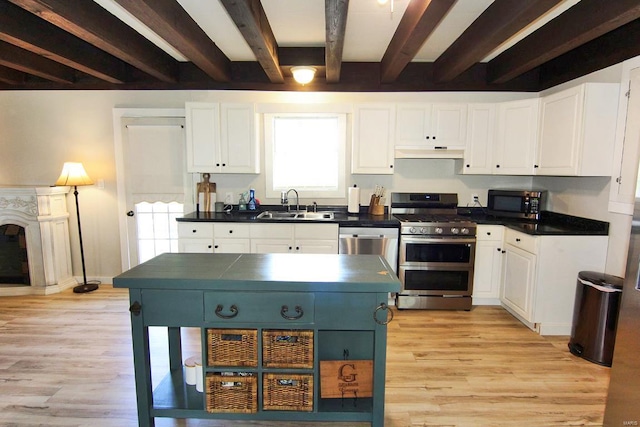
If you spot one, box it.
[207,329,258,367]
[263,373,313,411]
[206,373,257,413]
[262,330,314,369]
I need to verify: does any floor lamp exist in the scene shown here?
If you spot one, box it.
[56,162,97,293]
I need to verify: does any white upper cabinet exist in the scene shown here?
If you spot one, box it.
[460,104,496,174]
[493,98,539,175]
[395,103,467,157]
[186,102,219,173]
[537,83,619,176]
[352,104,395,174]
[185,102,258,174]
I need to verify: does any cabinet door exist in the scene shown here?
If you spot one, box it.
[214,238,250,253]
[185,102,220,172]
[396,104,431,146]
[501,244,536,322]
[472,240,503,301]
[352,104,395,174]
[494,99,538,175]
[473,225,504,301]
[294,239,339,254]
[431,103,467,148]
[461,104,495,174]
[536,86,583,175]
[220,103,259,173]
[251,239,293,253]
[179,238,214,253]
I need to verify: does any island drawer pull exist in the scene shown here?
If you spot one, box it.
[374,302,393,325]
[280,305,304,320]
[215,304,239,319]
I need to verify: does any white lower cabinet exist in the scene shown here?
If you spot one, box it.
[500,228,608,335]
[180,222,339,254]
[178,223,214,253]
[213,223,250,253]
[472,225,504,305]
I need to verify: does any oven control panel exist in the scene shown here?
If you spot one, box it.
[401,223,476,236]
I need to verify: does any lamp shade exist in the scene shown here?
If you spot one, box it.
[291,66,316,85]
[55,162,93,187]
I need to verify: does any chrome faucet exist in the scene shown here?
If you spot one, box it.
[281,189,300,212]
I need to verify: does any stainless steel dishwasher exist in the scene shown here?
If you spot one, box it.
[339,227,399,274]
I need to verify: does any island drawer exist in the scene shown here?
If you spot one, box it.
[314,292,380,330]
[204,292,315,324]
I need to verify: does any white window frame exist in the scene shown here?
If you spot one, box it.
[264,112,347,199]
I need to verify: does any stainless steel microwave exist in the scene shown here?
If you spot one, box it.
[487,189,546,220]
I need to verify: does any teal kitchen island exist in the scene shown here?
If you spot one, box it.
[113,253,400,427]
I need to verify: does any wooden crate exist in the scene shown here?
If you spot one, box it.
[206,373,257,413]
[262,330,313,369]
[263,373,313,411]
[207,329,257,367]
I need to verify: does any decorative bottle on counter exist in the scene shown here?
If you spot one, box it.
[248,188,257,210]
[238,192,247,211]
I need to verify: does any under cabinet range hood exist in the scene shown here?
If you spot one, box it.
[394,147,465,159]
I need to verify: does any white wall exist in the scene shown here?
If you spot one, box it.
[0,62,629,281]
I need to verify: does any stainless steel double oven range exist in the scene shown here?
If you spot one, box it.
[391,193,476,310]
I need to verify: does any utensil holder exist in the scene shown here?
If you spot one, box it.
[368,195,385,216]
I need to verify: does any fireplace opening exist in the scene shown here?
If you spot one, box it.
[0,224,30,285]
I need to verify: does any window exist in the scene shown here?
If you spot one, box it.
[264,113,346,198]
[135,202,183,263]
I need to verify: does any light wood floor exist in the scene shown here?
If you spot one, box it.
[0,285,610,427]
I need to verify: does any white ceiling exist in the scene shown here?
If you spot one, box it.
[93,0,580,64]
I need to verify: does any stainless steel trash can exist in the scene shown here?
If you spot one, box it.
[568,271,623,367]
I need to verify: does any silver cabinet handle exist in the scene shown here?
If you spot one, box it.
[374,302,393,325]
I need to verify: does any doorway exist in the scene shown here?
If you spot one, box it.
[114,109,187,270]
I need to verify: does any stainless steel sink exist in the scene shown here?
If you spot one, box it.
[256,211,334,220]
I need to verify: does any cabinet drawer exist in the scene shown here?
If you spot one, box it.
[315,292,380,330]
[214,223,250,238]
[141,290,203,326]
[476,225,504,242]
[504,228,537,253]
[178,222,214,239]
[204,292,314,324]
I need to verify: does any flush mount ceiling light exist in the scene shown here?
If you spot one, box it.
[291,66,316,85]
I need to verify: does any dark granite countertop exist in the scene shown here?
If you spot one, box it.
[456,208,609,236]
[177,206,608,236]
[177,205,401,228]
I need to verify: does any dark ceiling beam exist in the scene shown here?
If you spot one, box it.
[538,18,640,90]
[0,40,75,83]
[8,0,179,83]
[325,0,349,83]
[112,0,231,82]
[0,64,26,85]
[220,0,284,83]
[380,0,456,83]
[0,1,129,84]
[278,47,325,66]
[488,0,640,84]
[432,0,562,82]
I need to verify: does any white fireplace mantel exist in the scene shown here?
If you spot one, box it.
[0,186,76,296]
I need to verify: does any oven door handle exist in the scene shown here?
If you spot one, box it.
[400,237,476,244]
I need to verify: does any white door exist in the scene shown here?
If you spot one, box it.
[119,116,187,269]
